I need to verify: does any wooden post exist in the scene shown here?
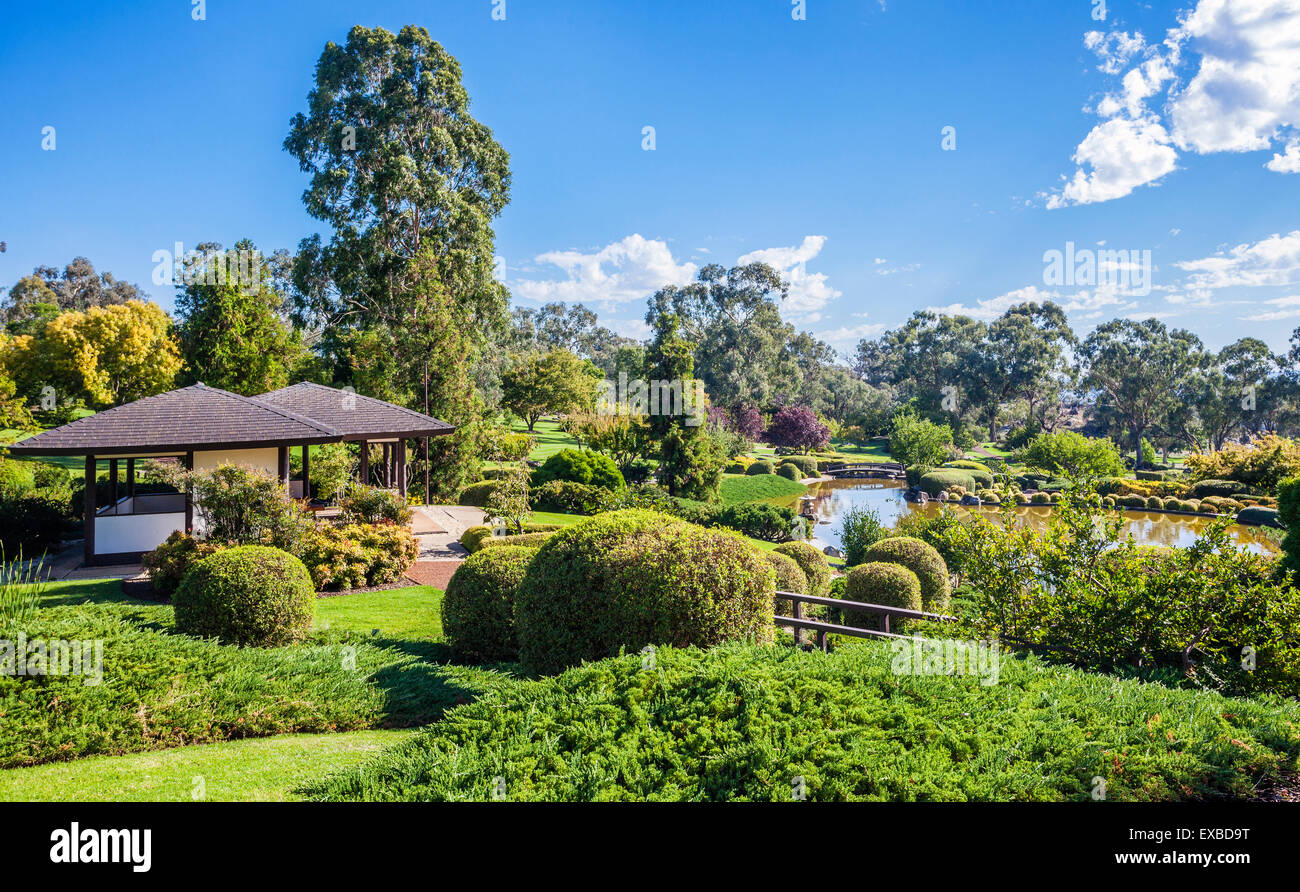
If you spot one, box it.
[396,439,407,498]
[184,451,194,534]
[126,458,135,500]
[793,598,804,648]
[382,443,391,488]
[423,436,430,506]
[278,446,290,491]
[83,455,96,564]
[301,444,311,501]
[359,440,369,487]
[108,459,118,508]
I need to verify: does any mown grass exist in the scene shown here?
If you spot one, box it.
[305,642,1300,802]
[0,730,415,802]
[0,581,515,770]
[513,418,581,461]
[719,473,808,505]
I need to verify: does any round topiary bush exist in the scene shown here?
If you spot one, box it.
[172,545,315,647]
[514,510,775,675]
[773,540,832,597]
[780,455,819,477]
[777,463,803,481]
[861,536,950,611]
[1237,506,1281,528]
[746,459,776,476]
[843,562,921,632]
[1030,492,1051,505]
[1146,496,1163,510]
[765,550,807,617]
[460,525,494,553]
[442,545,537,662]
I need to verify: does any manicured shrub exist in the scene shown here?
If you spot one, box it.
[479,530,556,551]
[442,545,536,662]
[457,480,499,507]
[746,459,776,476]
[977,489,1000,504]
[531,449,624,491]
[1118,494,1146,509]
[843,562,921,632]
[766,551,807,617]
[773,540,832,597]
[1199,496,1242,515]
[461,525,494,553]
[1237,506,1280,528]
[780,455,819,477]
[777,463,803,481]
[528,479,607,514]
[919,469,977,498]
[862,536,950,612]
[172,545,315,647]
[142,531,227,598]
[1146,496,1163,510]
[1190,479,1240,499]
[299,523,419,591]
[1016,494,1031,505]
[514,510,775,675]
[1030,492,1051,505]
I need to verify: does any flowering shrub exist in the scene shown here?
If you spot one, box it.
[299,522,418,591]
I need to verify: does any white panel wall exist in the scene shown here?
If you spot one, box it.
[95,513,185,555]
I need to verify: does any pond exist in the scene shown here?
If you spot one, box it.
[781,478,1280,556]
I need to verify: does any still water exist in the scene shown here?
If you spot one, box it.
[782,478,1279,556]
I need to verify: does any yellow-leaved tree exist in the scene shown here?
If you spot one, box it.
[39,300,181,408]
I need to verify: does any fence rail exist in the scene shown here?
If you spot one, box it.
[775,590,955,651]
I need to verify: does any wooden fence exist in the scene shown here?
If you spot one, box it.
[775,590,955,651]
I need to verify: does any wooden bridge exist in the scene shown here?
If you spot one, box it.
[823,461,906,480]
[776,590,955,651]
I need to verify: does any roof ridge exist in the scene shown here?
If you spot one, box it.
[207,385,343,437]
[262,381,447,425]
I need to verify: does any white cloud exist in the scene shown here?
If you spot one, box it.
[512,234,697,306]
[1240,294,1300,320]
[1052,2,1300,207]
[1175,230,1300,290]
[738,235,842,315]
[1169,0,1300,155]
[814,322,887,355]
[1267,137,1300,171]
[1047,116,1179,206]
[1085,30,1148,75]
[928,284,1134,320]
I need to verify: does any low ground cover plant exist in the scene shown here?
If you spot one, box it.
[305,642,1300,802]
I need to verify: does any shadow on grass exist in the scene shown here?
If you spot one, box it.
[38,579,147,608]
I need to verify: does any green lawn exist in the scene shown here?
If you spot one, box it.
[514,418,581,461]
[316,585,443,641]
[719,473,808,505]
[0,730,415,802]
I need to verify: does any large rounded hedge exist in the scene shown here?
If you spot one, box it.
[773,540,832,598]
[442,545,537,662]
[919,469,977,498]
[172,545,315,647]
[843,562,921,632]
[514,510,775,675]
[766,551,807,617]
[531,449,624,491]
[746,459,776,476]
[457,481,499,507]
[777,463,803,481]
[861,536,950,612]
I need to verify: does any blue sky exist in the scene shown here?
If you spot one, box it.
[2,0,1299,356]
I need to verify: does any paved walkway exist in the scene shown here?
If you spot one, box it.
[405,504,485,589]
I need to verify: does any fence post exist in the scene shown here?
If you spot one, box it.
[882,614,890,635]
[792,597,805,647]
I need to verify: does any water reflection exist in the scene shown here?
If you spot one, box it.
[783,478,1278,556]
